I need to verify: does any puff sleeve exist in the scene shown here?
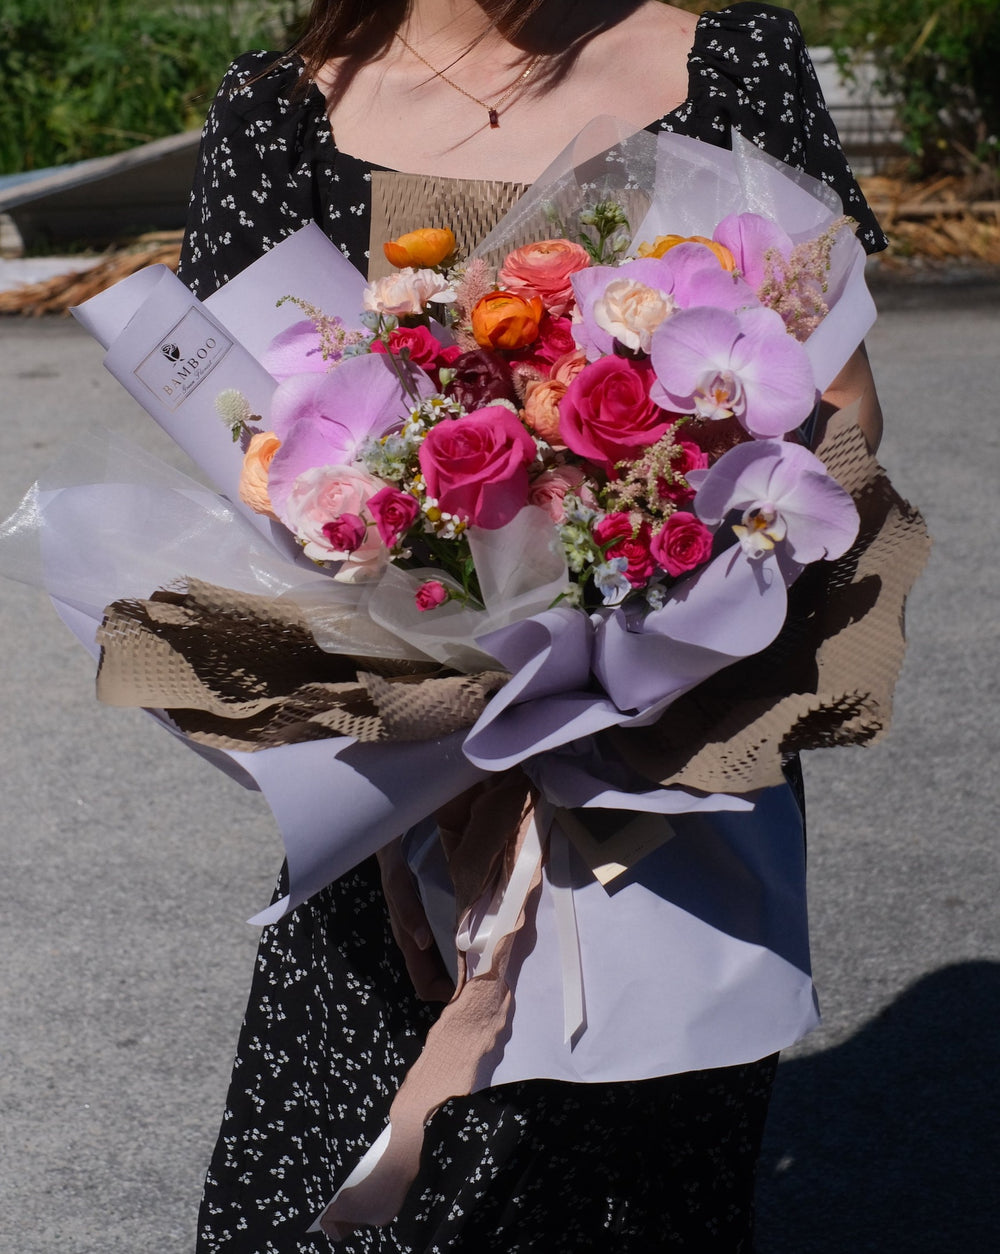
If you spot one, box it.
[667,4,888,254]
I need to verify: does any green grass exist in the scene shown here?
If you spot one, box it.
[0,0,307,174]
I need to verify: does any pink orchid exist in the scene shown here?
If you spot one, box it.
[649,305,817,438]
[267,353,433,517]
[689,439,859,565]
[713,213,794,291]
[570,246,758,360]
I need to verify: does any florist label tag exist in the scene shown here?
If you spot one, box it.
[133,306,233,411]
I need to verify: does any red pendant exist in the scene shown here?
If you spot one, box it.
[488,108,500,129]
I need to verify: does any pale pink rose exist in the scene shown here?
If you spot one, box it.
[527,465,589,523]
[522,378,566,444]
[415,580,449,612]
[592,278,677,353]
[498,239,592,317]
[650,510,714,577]
[238,431,281,519]
[283,464,388,576]
[550,347,588,387]
[362,267,456,317]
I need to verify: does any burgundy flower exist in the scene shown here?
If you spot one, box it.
[444,349,519,410]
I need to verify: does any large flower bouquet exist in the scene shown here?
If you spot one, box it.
[238,203,858,618]
[2,127,928,1238]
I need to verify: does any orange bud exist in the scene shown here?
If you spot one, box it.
[471,290,544,351]
[383,227,456,269]
[636,234,736,272]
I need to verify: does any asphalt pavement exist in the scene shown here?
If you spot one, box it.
[1,280,998,1253]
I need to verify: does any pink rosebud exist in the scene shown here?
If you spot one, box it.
[650,511,714,577]
[593,512,656,587]
[368,485,420,547]
[322,512,367,552]
[415,580,449,611]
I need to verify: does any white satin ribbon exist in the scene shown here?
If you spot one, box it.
[455,798,585,1044]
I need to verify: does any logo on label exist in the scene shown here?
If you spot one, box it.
[135,307,233,411]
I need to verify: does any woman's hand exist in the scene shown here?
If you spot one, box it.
[376,838,455,1004]
[817,342,883,452]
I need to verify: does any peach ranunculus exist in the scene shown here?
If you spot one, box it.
[550,347,588,387]
[592,278,678,354]
[527,464,591,523]
[636,234,737,271]
[471,290,544,351]
[522,378,566,444]
[362,267,456,317]
[238,432,282,520]
[497,239,592,316]
[383,227,456,270]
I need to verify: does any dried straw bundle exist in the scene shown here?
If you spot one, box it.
[0,233,182,316]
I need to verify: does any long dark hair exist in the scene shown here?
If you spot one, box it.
[289,0,608,106]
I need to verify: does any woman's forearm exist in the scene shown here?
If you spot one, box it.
[816,342,883,452]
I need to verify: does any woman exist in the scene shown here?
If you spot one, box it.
[180,3,885,1250]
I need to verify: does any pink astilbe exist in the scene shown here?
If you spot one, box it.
[452,258,496,350]
[756,216,854,342]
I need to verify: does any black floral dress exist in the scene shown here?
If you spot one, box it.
[179,7,884,1252]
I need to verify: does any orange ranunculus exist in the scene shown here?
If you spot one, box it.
[471,290,544,351]
[238,431,282,519]
[636,234,737,271]
[383,227,456,269]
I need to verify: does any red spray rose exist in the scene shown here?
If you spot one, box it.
[593,512,656,587]
[650,511,714,577]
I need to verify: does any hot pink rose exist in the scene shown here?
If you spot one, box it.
[527,464,590,523]
[367,485,421,547]
[418,406,536,530]
[658,440,710,505]
[283,464,387,577]
[415,580,449,611]
[650,511,714,577]
[559,357,673,471]
[594,512,656,587]
[498,239,592,316]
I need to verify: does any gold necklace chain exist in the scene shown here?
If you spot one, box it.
[394,31,540,129]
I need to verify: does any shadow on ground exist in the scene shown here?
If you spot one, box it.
[757,961,1000,1253]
